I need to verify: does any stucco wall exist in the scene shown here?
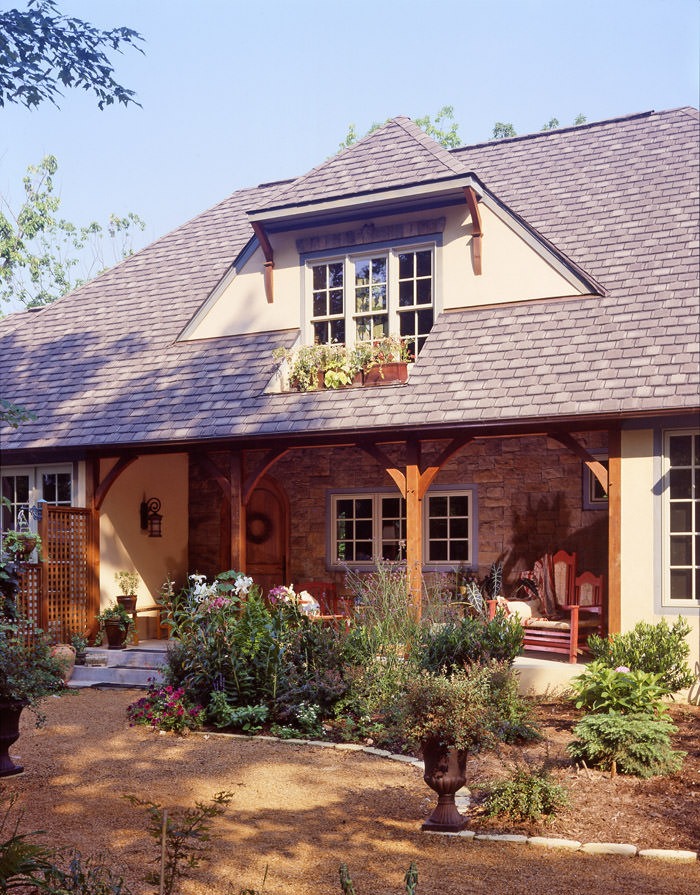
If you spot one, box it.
[621,429,700,672]
[98,454,189,616]
[183,203,584,341]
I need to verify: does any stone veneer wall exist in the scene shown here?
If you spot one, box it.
[252,432,608,594]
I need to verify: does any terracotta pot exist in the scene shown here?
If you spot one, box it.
[50,644,76,682]
[117,594,137,613]
[103,618,128,649]
[362,362,408,386]
[421,737,468,832]
[0,699,28,777]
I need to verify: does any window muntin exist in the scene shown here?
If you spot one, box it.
[330,488,473,568]
[664,431,699,605]
[308,245,435,355]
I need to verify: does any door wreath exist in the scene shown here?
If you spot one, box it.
[246,511,273,544]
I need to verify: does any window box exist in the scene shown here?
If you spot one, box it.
[274,337,412,393]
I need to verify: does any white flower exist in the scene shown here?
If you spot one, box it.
[234,575,254,596]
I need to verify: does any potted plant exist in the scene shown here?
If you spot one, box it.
[354,336,412,386]
[402,667,495,832]
[0,615,65,776]
[70,632,89,665]
[274,344,362,392]
[115,570,139,613]
[1,530,42,563]
[97,602,133,650]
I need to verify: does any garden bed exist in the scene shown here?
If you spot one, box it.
[5,690,699,895]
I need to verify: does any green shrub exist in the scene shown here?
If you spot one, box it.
[569,661,668,716]
[206,693,269,733]
[484,766,569,822]
[568,712,685,778]
[587,617,695,694]
[417,610,524,674]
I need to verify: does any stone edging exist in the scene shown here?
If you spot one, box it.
[195,731,698,864]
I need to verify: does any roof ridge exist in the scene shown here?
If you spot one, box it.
[451,109,658,154]
[393,116,466,175]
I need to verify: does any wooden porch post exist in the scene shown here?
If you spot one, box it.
[607,428,622,634]
[85,458,101,637]
[230,453,244,571]
[405,441,423,621]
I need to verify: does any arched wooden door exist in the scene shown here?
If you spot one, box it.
[245,477,288,595]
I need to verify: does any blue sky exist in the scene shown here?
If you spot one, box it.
[1,0,698,254]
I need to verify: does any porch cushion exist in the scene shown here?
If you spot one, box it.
[525,617,571,631]
[503,599,542,622]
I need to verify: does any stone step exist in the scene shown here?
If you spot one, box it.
[68,641,168,689]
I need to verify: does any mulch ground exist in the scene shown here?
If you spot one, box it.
[3,690,699,895]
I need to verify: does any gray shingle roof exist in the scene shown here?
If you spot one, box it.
[252,117,466,213]
[1,108,698,454]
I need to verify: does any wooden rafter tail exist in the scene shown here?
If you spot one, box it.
[464,186,483,276]
[251,222,274,303]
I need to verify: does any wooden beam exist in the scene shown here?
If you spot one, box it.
[548,431,609,493]
[94,456,138,511]
[417,436,474,499]
[251,222,274,303]
[607,428,622,635]
[464,186,483,275]
[242,447,291,505]
[357,442,407,496]
[230,453,243,572]
[405,440,423,621]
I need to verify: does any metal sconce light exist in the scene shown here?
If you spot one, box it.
[140,497,163,538]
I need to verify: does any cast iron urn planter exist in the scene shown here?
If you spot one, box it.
[420,737,469,832]
[104,619,128,649]
[0,699,28,777]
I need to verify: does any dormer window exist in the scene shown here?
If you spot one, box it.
[307,244,435,358]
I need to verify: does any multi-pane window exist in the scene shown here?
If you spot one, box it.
[665,431,699,604]
[309,245,435,356]
[0,466,73,532]
[311,262,345,345]
[330,488,473,567]
[354,257,388,343]
[426,493,470,563]
[398,250,434,358]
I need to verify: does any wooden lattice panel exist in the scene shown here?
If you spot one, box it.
[16,563,42,626]
[41,506,96,640]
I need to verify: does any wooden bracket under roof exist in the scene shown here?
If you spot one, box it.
[464,186,483,275]
[251,222,274,303]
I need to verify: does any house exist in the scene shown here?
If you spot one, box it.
[1,108,698,669]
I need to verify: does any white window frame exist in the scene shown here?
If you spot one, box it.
[327,485,476,570]
[662,429,699,608]
[1,464,75,533]
[303,237,439,356]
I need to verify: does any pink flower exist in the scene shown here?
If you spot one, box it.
[615,666,630,674]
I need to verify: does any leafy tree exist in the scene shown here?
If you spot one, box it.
[340,105,461,150]
[492,114,587,140]
[0,0,143,109]
[0,154,145,311]
[491,121,517,140]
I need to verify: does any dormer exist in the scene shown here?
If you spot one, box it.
[179,118,601,347]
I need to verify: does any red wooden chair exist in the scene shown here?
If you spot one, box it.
[295,581,351,617]
[574,571,605,640]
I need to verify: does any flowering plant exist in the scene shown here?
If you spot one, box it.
[569,660,668,715]
[268,584,319,616]
[127,682,204,734]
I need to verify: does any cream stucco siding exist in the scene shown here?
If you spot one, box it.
[99,454,188,621]
[182,202,587,342]
[620,429,700,673]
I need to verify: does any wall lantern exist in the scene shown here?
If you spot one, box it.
[140,497,163,538]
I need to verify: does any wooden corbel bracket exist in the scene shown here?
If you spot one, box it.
[251,222,274,303]
[464,186,483,276]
